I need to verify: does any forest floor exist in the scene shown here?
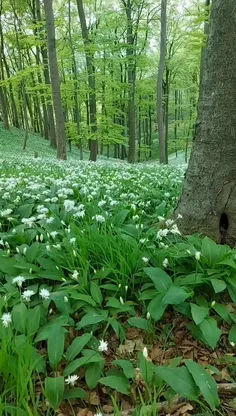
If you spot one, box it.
[0,123,189,165]
[0,126,235,416]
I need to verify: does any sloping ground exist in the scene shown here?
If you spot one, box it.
[0,123,188,165]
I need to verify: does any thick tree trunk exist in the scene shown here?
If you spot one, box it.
[200,0,211,85]
[0,85,9,129]
[157,0,168,164]
[43,0,67,160]
[175,0,236,245]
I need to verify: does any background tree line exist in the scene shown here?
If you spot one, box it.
[0,0,206,162]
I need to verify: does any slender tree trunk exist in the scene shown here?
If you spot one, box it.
[68,0,83,160]
[77,0,97,161]
[175,0,236,245]
[43,0,67,160]
[126,0,136,163]
[157,0,168,164]
[0,84,9,130]
[174,89,178,156]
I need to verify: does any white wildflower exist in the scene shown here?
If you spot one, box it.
[22,289,35,301]
[120,296,124,305]
[50,231,58,239]
[230,342,235,347]
[39,288,50,300]
[163,258,169,268]
[142,257,149,263]
[195,251,201,261]
[98,339,108,352]
[69,237,76,244]
[12,276,25,287]
[93,215,105,223]
[1,312,12,328]
[65,375,79,386]
[146,312,150,320]
[72,270,79,280]
[211,301,216,307]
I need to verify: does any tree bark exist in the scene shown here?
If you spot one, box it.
[157,0,168,164]
[43,0,67,160]
[77,0,97,161]
[175,0,236,245]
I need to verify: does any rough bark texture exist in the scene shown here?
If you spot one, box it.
[175,0,236,245]
[43,0,66,160]
[157,0,167,164]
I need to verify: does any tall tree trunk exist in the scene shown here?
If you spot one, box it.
[0,84,9,130]
[125,0,136,163]
[68,0,83,160]
[77,0,97,161]
[43,0,66,160]
[157,0,168,164]
[175,0,236,245]
[174,89,178,156]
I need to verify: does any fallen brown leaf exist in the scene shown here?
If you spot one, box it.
[88,391,100,405]
[118,340,135,355]
[102,404,114,413]
[172,403,193,415]
[77,409,89,416]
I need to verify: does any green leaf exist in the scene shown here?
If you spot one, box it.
[162,286,191,305]
[66,333,92,361]
[190,303,209,325]
[229,325,236,345]
[63,387,88,400]
[201,237,227,267]
[128,317,152,331]
[77,311,107,329]
[148,294,166,321]
[48,325,65,370]
[45,376,64,410]
[185,359,220,409]
[27,305,40,335]
[85,362,103,389]
[64,353,104,376]
[144,267,172,292]
[211,279,227,293]
[70,293,96,306]
[12,303,28,334]
[26,242,40,263]
[212,303,231,324]
[226,276,236,289]
[156,366,199,400]
[34,316,69,342]
[90,281,103,305]
[112,359,134,379]
[228,286,236,303]
[99,375,130,395]
[0,255,17,274]
[199,318,221,349]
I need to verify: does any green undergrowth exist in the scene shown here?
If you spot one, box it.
[0,157,235,415]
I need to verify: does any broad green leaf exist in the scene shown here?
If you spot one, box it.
[48,325,65,370]
[148,294,166,321]
[90,281,103,305]
[85,362,103,389]
[226,276,236,289]
[128,317,152,331]
[185,359,220,409]
[144,267,172,292]
[190,303,209,325]
[229,325,236,345]
[70,293,96,306]
[112,359,134,379]
[45,377,64,410]
[201,237,227,267]
[66,333,92,361]
[12,303,28,334]
[25,242,40,263]
[212,303,231,324]
[0,255,17,274]
[99,375,130,395]
[34,316,69,342]
[77,311,107,329]
[156,366,199,400]
[211,279,227,293]
[199,318,221,349]
[162,286,191,305]
[228,286,236,303]
[63,387,88,400]
[27,305,40,335]
[64,353,104,376]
